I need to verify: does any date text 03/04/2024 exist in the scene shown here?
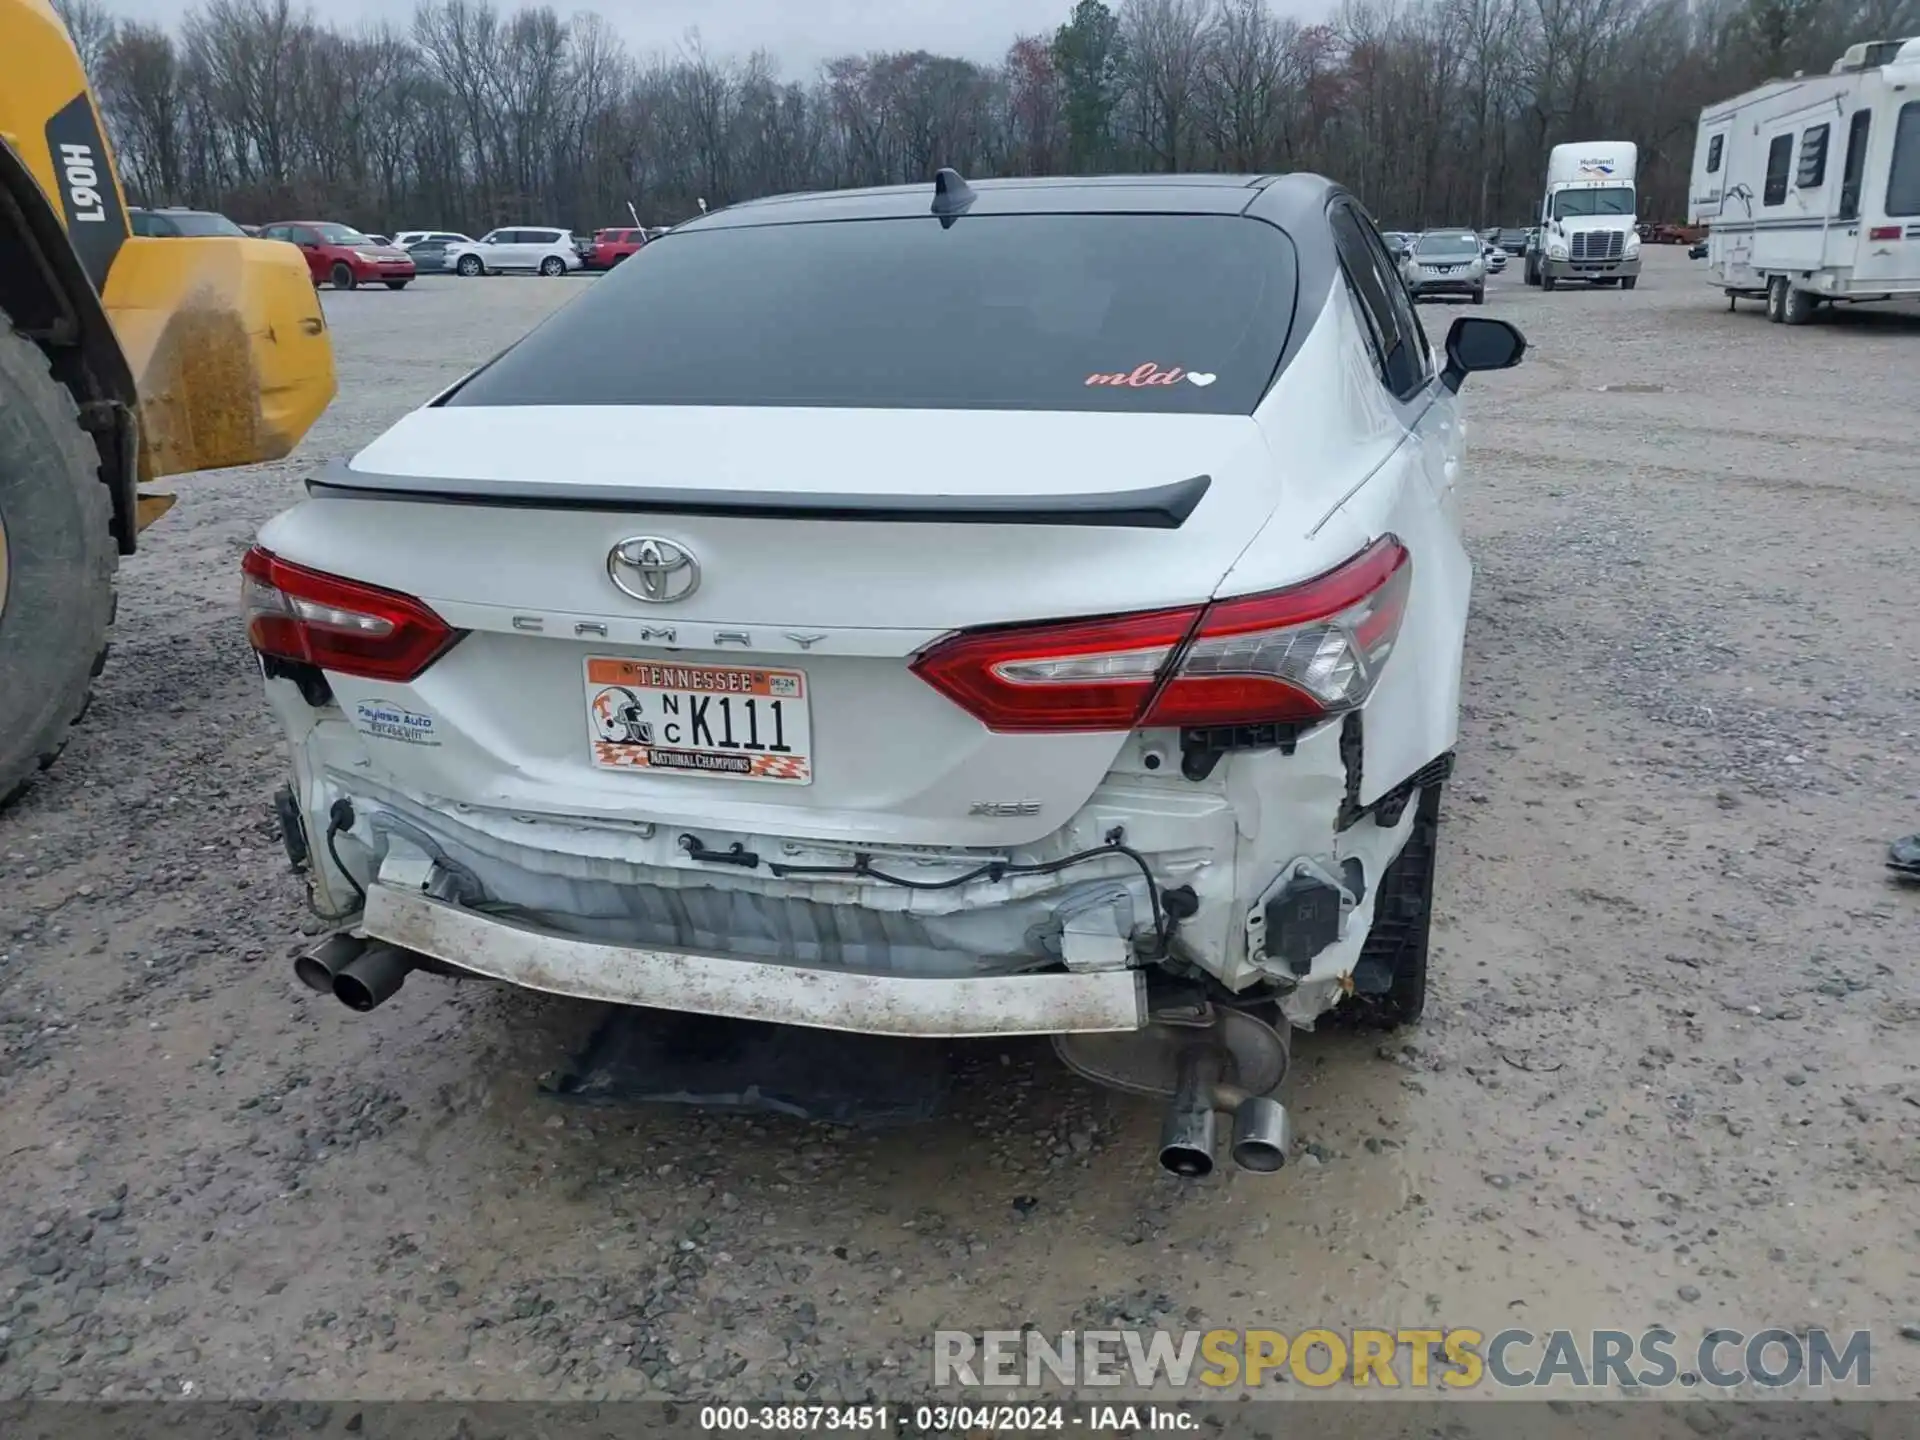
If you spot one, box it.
[697,1406,1198,1433]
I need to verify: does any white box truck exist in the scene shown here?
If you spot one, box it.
[1689,37,1920,324]
[1523,142,1642,290]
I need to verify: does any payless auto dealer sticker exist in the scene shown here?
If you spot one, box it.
[353,699,441,746]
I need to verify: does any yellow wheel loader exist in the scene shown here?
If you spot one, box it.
[0,0,335,807]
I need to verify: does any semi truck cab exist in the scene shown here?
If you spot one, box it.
[1529,141,1643,290]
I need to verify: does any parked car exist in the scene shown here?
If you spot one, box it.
[250,170,1526,1178]
[404,239,457,274]
[1402,230,1487,303]
[129,206,247,238]
[366,234,395,248]
[1494,227,1529,255]
[398,232,476,273]
[445,227,582,277]
[586,226,648,269]
[258,221,416,290]
[1481,242,1508,273]
[393,230,475,251]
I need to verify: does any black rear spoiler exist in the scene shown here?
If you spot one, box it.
[305,461,1211,530]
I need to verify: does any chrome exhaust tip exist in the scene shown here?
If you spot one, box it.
[1156,1045,1295,1177]
[332,942,415,1013]
[1157,1047,1224,1178]
[1229,1095,1292,1173]
[295,933,365,995]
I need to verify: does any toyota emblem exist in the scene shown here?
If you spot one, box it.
[608,536,700,604]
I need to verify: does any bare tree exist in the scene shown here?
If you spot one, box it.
[52,0,117,78]
[1120,0,1212,169]
[71,0,1874,238]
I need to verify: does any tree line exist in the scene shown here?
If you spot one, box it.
[52,0,1920,236]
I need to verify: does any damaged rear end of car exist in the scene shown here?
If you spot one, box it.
[249,172,1501,1177]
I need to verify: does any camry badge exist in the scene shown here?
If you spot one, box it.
[608,536,700,604]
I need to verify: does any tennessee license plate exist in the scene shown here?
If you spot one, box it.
[585,658,811,784]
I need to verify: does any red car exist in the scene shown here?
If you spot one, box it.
[258,220,416,290]
[585,227,648,270]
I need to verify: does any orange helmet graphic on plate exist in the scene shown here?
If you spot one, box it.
[591,687,652,745]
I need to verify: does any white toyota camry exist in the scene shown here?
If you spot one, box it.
[247,170,1525,1177]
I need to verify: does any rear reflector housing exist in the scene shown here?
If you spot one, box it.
[912,537,1411,733]
[242,546,459,683]
[1869,225,1902,240]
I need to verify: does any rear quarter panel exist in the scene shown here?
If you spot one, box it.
[1233,281,1470,805]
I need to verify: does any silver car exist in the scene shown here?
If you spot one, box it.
[1401,230,1487,304]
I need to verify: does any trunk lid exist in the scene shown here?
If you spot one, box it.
[272,404,1289,847]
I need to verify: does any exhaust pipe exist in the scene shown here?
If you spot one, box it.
[1229,1095,1293,1173]
[1158,1049,1223,1178]
[295,933,365,994]
[1157,1045,1294,1177]
[332,942,415,1012]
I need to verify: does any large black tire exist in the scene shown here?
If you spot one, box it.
[1342,783,1441,1029]
[331,262,356,290]
[539,256,566,277]
[1541,273,1557,292]
[384,280,410,291]
[1782,283,1816,325]
[1622,276,1638,291]
[0,320,116,810]
[456,254,483,277]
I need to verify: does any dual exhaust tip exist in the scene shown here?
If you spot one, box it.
[294,933,414,1012]
[1157,1047,1293,1178]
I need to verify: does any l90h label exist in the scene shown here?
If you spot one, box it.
[42,92,127,291]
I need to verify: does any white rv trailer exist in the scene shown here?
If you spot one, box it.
[1689,36,1920,322]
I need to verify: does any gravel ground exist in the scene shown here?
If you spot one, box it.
[2,250,1919,1407]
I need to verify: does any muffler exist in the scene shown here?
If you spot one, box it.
[1157,1045,1294,1178]
[332,942,415,1012]
[294,933,365,995]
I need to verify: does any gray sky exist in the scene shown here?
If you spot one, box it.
[102,0,1118,74]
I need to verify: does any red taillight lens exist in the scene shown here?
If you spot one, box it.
[241,546,459,682]
[1869,225,1902,240]
[910,538,1411,734]
[909,604,1202,732]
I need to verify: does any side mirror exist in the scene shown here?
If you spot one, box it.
[1441,317,1526,393]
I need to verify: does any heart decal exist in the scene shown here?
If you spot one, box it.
[1186,372,1217,387]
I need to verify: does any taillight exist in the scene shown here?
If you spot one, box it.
[242,546,459,683]
[1869,225,1902,241]
[911,537,1411,734]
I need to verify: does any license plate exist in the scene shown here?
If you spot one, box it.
[585,658,811,784]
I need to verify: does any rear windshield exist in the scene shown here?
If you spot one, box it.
[449,213,1297,415]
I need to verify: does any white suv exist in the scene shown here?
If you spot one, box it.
[446,227,580,277]
[249,173,1526,1179]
